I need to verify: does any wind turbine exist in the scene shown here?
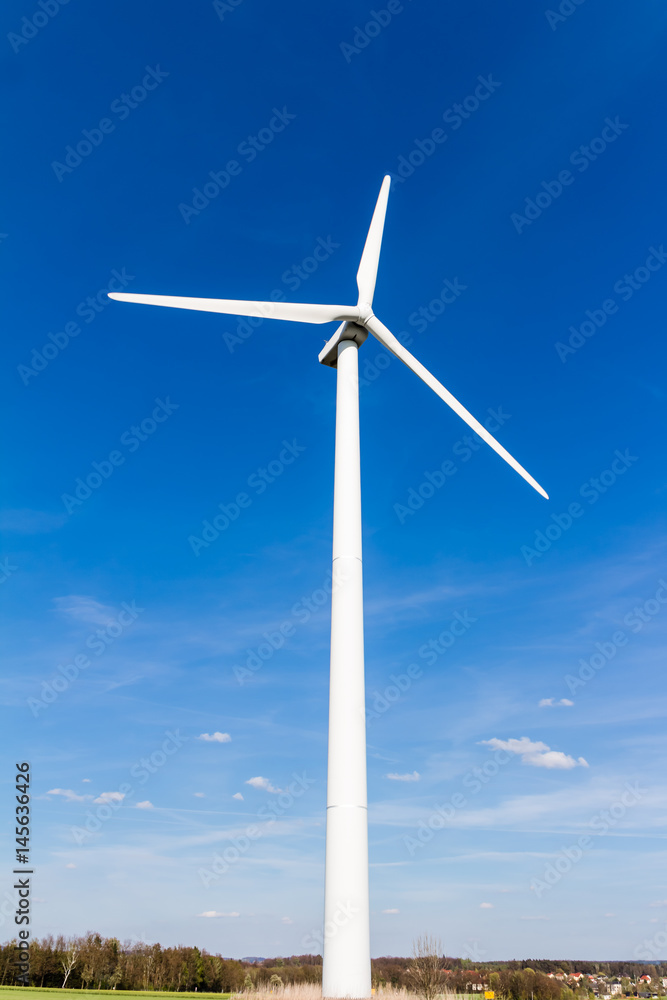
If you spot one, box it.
[109,175,547,1000]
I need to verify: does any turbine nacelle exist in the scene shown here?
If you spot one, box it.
[108,174,549,500]
[318,322,369,369]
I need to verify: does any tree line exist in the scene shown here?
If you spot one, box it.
[1,934,665,993]
[0,935,321,992]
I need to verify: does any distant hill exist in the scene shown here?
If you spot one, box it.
[241,957,267,964]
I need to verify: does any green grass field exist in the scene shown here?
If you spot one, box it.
[0,989,231,1000]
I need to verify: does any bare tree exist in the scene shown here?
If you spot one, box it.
[407,935,445,1000]
[60,940,78,988]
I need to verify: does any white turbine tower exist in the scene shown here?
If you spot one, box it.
[109,176,547,1000]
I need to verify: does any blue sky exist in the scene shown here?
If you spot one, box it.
[2,0,667,962]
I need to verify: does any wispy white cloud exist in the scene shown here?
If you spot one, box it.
[480,902,494,909]
[197,732,231,743]
[532,751,589,769]
[94,791,126,805]
[368,745,400,763]
[65,863,76,869]
[197,910,240,918]
[82,778,91,783]
[193,792,205,798]
[281,916,293,924]
[232,792,244,801]
[135,800,154,810]
[480,737,588,770]
[47,788,92,803]
[53,595,116,627]
[386,771,420,782]
[364,581,487,621]
[370,778,654,833]
[246,776,281,793]
[539,697,574,707]
[382,908,400,914]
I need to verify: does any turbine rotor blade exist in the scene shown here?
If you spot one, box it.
[356,175,391,307]
[108,292,359,325]
[366,315,549,499]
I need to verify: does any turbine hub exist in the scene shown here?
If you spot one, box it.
[357,301,374,326]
